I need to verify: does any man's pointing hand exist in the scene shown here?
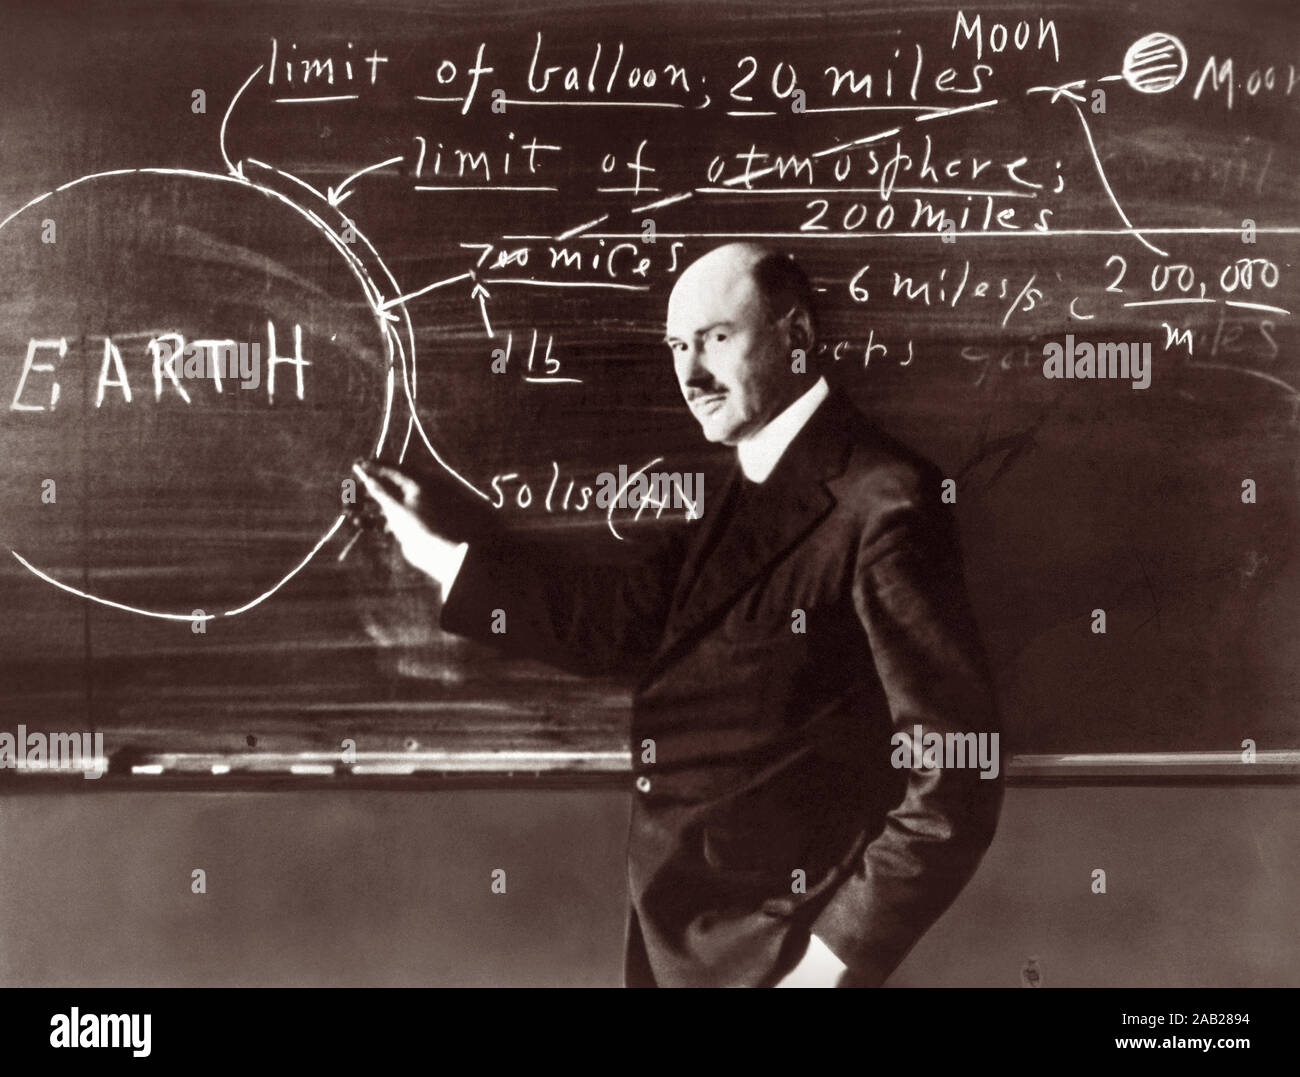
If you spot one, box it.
[352,462,469,589]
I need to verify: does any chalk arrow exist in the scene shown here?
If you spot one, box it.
[471,281,493,337]
[327,155,404,208]
[221,65,264,180]
[378,271,476,313]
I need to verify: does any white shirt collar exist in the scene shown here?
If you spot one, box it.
[736,376,830,483]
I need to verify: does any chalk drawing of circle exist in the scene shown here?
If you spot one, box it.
[1122,32,1188,94]
[0,168,410,621]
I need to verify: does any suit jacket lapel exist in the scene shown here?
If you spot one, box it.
[666,463,745,617]
[653,389,857,664]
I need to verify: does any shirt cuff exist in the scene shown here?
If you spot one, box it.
[809,933,848,975]
[439,541,470,600]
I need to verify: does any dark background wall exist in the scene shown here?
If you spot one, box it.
[3,785,1294,987]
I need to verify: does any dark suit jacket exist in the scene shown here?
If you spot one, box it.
[440,388,1002,986]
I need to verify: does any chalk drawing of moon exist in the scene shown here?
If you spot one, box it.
[1122,33,1189,94]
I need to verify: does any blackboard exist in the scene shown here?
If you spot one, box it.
[1,0,1298,783]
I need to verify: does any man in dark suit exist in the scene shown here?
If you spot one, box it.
[356,242,1002,987]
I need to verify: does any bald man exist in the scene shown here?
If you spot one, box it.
[357,243,1002,988]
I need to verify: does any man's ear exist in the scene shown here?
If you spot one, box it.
[786,307,814,355]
